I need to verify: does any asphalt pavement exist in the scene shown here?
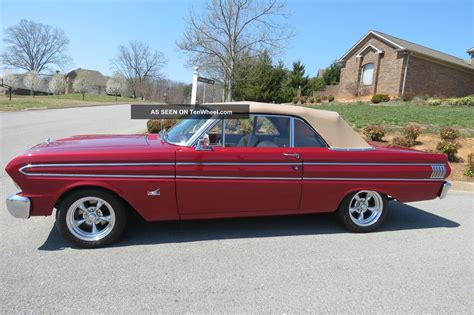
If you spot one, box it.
[0,105,472,313]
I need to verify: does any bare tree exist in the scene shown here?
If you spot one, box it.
[23,71,41,96]
[111,41,167,100]
[177,0,293,101]
[2,70,19,88]
[49,73,66,98]
[106,72,126,101]
[73,74,92,100]
[1,19,71,73]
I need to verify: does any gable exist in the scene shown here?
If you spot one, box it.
[340,31,402,61]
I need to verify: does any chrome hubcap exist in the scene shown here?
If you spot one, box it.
[349,191,383,227]
[66,197,116,241]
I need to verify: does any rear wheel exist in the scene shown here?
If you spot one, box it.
[56,189,128,248]
[337,190,388,232]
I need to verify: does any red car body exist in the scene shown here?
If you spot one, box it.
[6,133,450,222]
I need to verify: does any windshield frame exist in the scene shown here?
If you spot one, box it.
[163,116,217,147]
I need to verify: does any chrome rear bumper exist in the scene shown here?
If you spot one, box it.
[439,181,452,199]
[6,194,31,219]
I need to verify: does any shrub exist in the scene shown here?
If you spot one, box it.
[292,96,299,104]
[411,96,427,106]
[328,95,335,102]
[309,97,315,104]
[147,119,178,133]
[446,96,474,106]
[426,98,442,106]
[371,94,390,104]
[316,97,322,103]
[392,136,415,147]
[402,124,422,141]
[401,92,416,101]
[299,96,307,104]
[464,153,474,177]
[322,95,328,101]
[436,140,461,162]
[363,125,385,141]
[440,127,460,141]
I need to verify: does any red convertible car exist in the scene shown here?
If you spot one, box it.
[6,102,451,248]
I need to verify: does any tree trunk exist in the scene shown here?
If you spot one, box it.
[82,92,85,100]
[30,89,34,97]
[115,94,117,101]
[225,80,232,102]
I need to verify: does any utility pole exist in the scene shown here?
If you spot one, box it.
[191,66,199,105]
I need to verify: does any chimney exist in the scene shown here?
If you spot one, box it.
[467,48,474,64]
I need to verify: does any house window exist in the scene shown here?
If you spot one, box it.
[361,63,374,85]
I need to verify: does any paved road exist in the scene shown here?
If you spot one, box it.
[0,105,473,313]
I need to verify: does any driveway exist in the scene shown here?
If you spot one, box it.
[0,105,472,313]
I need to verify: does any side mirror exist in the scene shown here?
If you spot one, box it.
[195,134,213,151]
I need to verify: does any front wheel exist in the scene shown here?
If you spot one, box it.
[337,190,388,233]
[56,189,128,248]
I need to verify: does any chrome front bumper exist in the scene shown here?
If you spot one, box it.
[439,181,452,199]
[6,194,31,219]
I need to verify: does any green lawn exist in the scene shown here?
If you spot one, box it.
[0,93,143,111]
[309,102,474,136]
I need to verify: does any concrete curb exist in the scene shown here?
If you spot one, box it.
[451,181,473,192]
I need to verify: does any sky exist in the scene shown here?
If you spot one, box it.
[0,0,472,83]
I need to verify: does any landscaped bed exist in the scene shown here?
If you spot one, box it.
[309,101,474,136]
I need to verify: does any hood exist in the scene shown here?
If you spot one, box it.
[30,134,150,152]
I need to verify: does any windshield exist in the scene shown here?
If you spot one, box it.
[165,117,208,145]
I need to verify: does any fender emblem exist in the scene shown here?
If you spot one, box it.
[147,189,161,196]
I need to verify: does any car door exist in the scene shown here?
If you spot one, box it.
[176,115,303,215]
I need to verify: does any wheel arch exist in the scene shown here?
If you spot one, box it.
[54,182,140,218]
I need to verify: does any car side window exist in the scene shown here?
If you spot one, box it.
[224,118,253,147]
[208,120,223,147]
[254,115,290,147]
[294,119,326,148]
[224,115,290,148]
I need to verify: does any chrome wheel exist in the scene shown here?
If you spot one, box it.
[348,191,384,227]
[65,197,116,242]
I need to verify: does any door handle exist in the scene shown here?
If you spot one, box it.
[283,153,300,159]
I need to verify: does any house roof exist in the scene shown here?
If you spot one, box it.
[207,101,371,149]
[340,30,474,70]
[10,73,52,93]
[66,68,108,86]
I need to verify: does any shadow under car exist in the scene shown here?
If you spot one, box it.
[38,200,460,250]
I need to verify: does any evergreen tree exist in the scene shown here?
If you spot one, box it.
[323,60,341,85]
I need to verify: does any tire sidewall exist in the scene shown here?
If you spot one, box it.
[338,190,388,233]
[56,189,127,248]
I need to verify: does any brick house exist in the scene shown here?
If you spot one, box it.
[337,30,474,98]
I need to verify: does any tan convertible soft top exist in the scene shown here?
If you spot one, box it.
[212,101,371,149]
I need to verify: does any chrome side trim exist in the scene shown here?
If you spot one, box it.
[177,175,444,182]
[19,173,175,178]
[176,175,301,181]
[329,147,375,151]
[303,177,444,182]
[19,163,174,175]
[6,194,31,219]
[439,181,451,199]
[176,162,445,167]
[176,162,301,166]
[304,162,446,167]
